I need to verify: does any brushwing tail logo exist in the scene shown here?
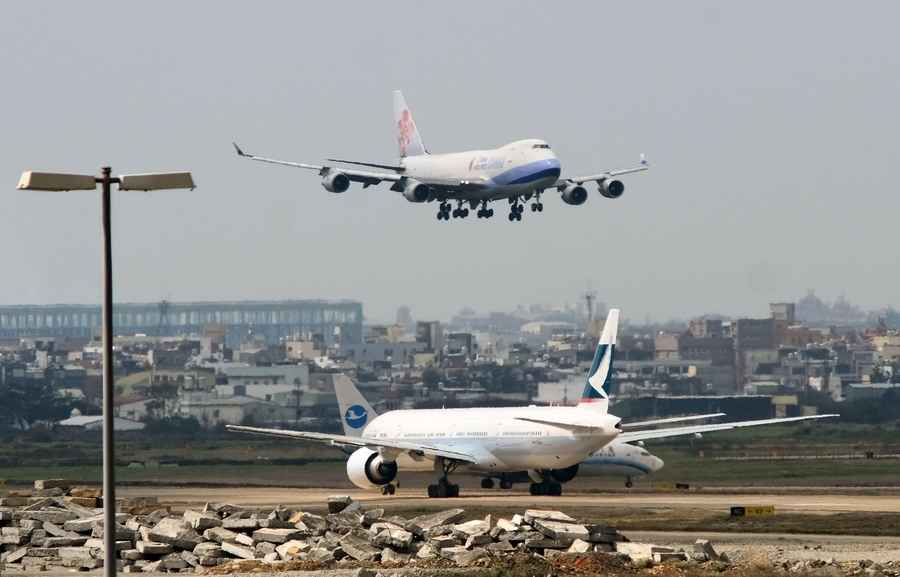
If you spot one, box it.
[344,404,368,429]
[587,345,612,399]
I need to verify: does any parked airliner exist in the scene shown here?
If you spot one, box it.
[233,91,649,223]
[228,309,838,498]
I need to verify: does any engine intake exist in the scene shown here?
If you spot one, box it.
[600,179,624,199]
[346,447,398,489]
[322,171,350,193]
[402,180,432,203]
[560,183,588,205]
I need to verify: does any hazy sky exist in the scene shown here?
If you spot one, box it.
[2,2,899,324]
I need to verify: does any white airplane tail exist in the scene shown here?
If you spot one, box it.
[393,90,427,158]
[577,309,620,413]
[334,374,377,436]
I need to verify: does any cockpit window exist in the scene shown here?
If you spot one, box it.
[640,451,650,457]
[532,143,551,149]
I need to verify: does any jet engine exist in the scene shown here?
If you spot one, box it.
[599,179,624,199]
[322,172,351,193]
[402,180,432,203]
[547,464,579,484]
[560,183,588,205]
[346,447,398,489]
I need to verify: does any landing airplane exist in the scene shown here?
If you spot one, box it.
[233,90,648,223]
[228,308,839,498]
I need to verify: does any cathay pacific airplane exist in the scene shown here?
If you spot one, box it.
[233,91,649,222]
[228,309,838,498]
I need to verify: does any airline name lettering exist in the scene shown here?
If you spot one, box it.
[469,156,505,171]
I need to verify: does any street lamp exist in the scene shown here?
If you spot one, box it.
[17,167,194,577]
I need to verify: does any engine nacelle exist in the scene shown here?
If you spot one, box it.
[547,464,580,484]
[346,447,398,489]
[599,179,624,199]
[322,171,350,193]
[402,180,432,203]
[560,183,588,205]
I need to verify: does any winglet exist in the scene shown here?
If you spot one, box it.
[233,141,247,157]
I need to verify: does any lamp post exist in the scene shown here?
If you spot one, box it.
[17,168,195,577]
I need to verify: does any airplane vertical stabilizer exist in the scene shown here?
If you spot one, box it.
[578,309,620,413]
[335,375,377,436]
[393,90,428,158]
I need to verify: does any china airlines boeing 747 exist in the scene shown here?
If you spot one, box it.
[233,91,648,222]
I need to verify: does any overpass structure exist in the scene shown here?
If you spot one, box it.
[0,299,363,345]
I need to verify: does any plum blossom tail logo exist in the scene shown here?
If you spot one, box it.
[397,109,414,157]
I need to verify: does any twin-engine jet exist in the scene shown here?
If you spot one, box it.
[228,310,838,498]
[233,91,649,223]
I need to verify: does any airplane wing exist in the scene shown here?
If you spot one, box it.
[618,414,840,443]
[233,142,402,187]
[225,424,477,464]
[554,154,649,186]
[622,413,726,428]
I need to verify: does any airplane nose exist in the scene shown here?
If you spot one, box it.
[651,456,665,472]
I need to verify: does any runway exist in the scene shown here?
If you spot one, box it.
[117,485,900,514]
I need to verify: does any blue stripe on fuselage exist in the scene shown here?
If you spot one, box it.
[491,159,561,186]
[582,457,652,474]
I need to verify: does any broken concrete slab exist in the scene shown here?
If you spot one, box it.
[33,480,72,491]
[147,518,203,551]
[380,547,410,564]
[202,526,238,544]
[135,541,173,555]
[222,514,259,531]
[523,509,577,524]
[91,522,135,541]
[234,533,255,547]
[372,527,413,550]
[531,519,589,543]
[15,510,78,524]
[183,510,221,531]
[193,542,226,558]
[694,538,720,561]
[454,519,490,537]
[339,529,381,561]
[274,539,309,561]
[251,527,307,544]
[567,539,592,553]
[327,495,353,514]
[220,540,256,560]
[63,513,128,533]
[654,551,688,563]
[407,508,466,537]
[42,536,88,547]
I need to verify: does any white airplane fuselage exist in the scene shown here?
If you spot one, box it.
[359,405,618,474]
[402,139,561,201]
[582,441,665,478]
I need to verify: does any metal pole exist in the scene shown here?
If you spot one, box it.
[99,166,117,577]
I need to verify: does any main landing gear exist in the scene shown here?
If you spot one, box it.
[530,192,544,213]
[625,476,634,489]
[427,460,460,498]
[380,483,397,495]
[529,480,563,496]
[436,202,451,221]
[451,201,470,219]
[476,201,494,219]
[508,202,524,222]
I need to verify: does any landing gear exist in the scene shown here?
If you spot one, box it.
[480,478,495,489]
[499,479,513,490]
[427,460,460,498]
[381,483,397,495]
[452,201,470,219]
[476,201,494,219]
[508,203,524,222]
[530,192,544,212]
[625,477,634,489]
[436,202,451,221]
[529,481,563,496]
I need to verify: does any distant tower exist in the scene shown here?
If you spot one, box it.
[583,290,597,325]
[157,299,171,337]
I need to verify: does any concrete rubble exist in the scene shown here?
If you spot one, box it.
[3,481,898,575]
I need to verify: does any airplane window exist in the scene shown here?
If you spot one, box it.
[532,144,550,149]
